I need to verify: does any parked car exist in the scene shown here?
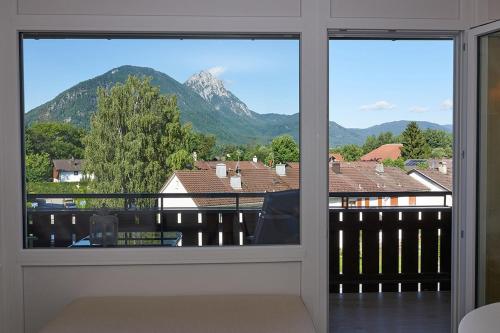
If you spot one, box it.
[63,200,77,209]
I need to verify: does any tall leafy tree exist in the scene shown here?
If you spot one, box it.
[400,122,430,159]
[190,132,216,161]
[25,122,87,160]
[338,144,364,162]
[362,131,399,154]
[25,153,52,182]
[424,129,452,149]
[382,157,405,170]
[269,135,299,165]
[84,75,194,194]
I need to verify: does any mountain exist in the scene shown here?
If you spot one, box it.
[338,120,452,147]
[351,121,452,139]
[25,65,451,147]
[184,71,253,118]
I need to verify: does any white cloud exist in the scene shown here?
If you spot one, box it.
[409,106,429,113]
[207,66,226,77]
[441,99,453,110]
[359,100,396,111]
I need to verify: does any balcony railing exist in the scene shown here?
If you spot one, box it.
[26,192,267,248]
[26,191,451,293]
[329,191,452,294]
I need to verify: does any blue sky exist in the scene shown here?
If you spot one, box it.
[23,38,453,129]
[329,39,454,128]
[22,38,300,115]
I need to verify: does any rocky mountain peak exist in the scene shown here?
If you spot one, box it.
[185,70,230,101]
[184,70,253,117]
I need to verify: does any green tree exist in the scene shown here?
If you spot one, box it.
[167,149,194,170]
[424,129,452,150]
[191,133,216,161]
[243,144,272,163]
[84,75,194,195]
[362,131,399,154]
[269,135,299,165]
[417,161,430,170]
[382,157,406,170]
[362,135,379,154]
[430,147,447,159]
[25,153,52,182]
[338,144,364,162]
[400,122,430,159]
[25,122,87,160]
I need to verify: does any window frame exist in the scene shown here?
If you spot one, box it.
[19,32,303,249]
[327,30,464,332]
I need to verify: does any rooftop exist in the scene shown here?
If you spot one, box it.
[52,159,84,172]
[360,144,403,162]
[164,161,432,206]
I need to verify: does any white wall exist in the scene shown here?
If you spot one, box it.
[23,263,300,333]
[473,0,500,27]
[331,0,460,20]
[58,171,84,183]
[0,0,479,333]
[160,175,198,208]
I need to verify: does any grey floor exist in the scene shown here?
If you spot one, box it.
[330,291,451,333]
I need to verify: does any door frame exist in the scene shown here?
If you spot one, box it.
[464,19,500,315]
[328,30,464,333]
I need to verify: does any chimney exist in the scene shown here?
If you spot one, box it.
[375,163,384,173]
[276,163,286,176]
[438,161,447,175]
[216,163,227,178]
[230,175,242,190]
[192,151,198,162]
[252,156,258,163]
[331,161,341,174]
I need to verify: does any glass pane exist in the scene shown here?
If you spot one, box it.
[21,35,300,248]
[329,39,454,332]
[477,30,500,305]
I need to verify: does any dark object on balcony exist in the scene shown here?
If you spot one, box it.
[89,213,118,247]
[252,189,300,245]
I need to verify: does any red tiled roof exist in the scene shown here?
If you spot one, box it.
[163,161,429,207]
[329,162,428,193]
[329,153,344,162]
[360,144,403,162]
[53,159,84,171]
[170,167,298,207]
[194,160,267,171]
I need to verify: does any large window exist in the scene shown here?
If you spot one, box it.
[21,34,300,248]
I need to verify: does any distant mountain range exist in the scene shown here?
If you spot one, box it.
[25,65,451,147]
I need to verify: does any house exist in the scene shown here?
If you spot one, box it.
[360,143,403,162]
[52,158,85,182]
[160,162,299,208]
[329,152,344,162]
[161,160,447,209]
[328,161,448,207]
[194,159,268,171]
[408,160,453,206]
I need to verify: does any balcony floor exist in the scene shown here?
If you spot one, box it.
[330,291,450,333]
